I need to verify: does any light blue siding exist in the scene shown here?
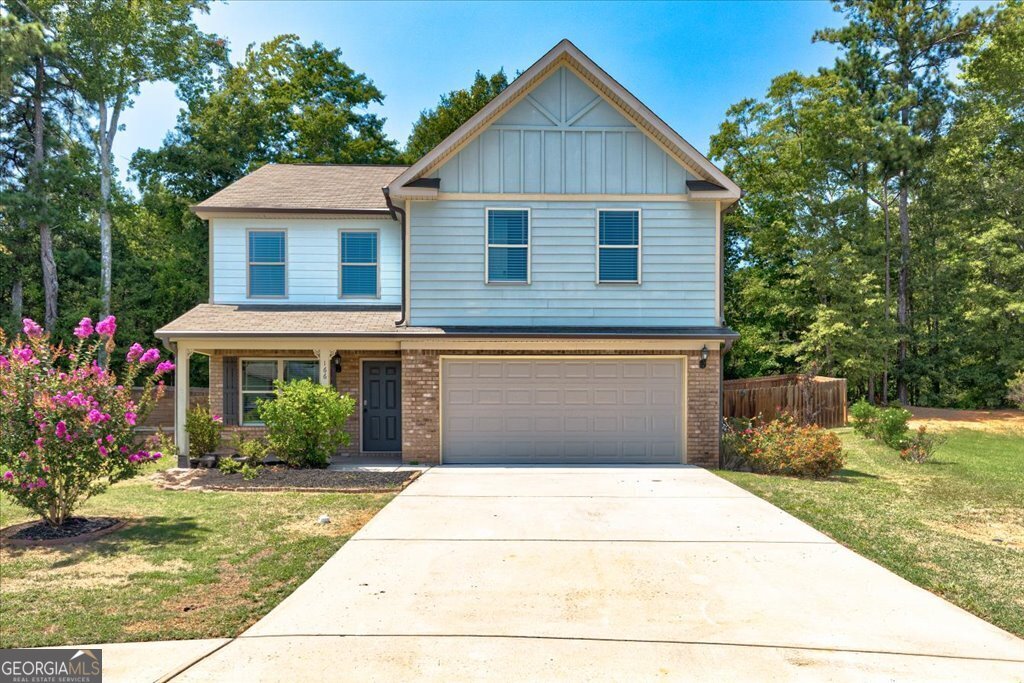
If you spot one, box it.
[409,200,716,327]
[435,67,692,196]
[211,217,401,305]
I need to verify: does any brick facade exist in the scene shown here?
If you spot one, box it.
[202,346,722,467]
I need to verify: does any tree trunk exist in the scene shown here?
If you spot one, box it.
[32,57,59,330]
[98,99,113,320]
[882,181,891,405]
[11,279,23,319]
[896,169,911,406]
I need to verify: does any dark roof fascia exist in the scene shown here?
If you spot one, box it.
[189,206,393,216]
[156,327,740,341]
[403,177,441,189]
[686,180,727,192]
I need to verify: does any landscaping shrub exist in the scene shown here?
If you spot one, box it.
[185,405,222,457]
[0,317,170,526]
[729,412,845,478]
[257,379,355,468]
[900,426,945,464]
[231,433,269,465]
[875,406,912,448]
[218,454,242,474]
[1008,370,1024,410]
[849,399,879,437]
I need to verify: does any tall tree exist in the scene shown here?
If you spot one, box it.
[815,0,985,404]
[403,69,508,162]
[55,0,223,319]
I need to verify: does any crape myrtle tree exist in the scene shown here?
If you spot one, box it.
[0,315,173,526]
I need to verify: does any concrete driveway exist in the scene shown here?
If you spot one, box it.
[173,466,1024,681]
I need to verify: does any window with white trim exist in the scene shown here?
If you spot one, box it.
[597,209,641,283]
[486,209,530,283]
[248,230,286,297]
[340,230,379,297]
[240,359,319,424]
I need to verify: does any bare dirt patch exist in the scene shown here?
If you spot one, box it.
[2,555,190,593]
[280,506,379,538]
[925,508,1024,549]
[908,407,1024,434]
[152,467,417,493]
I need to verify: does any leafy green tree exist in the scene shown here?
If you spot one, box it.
[56,0,225,320]
[403,69,508,162]
[132,34,398,201]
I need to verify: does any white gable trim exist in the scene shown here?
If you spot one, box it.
[388,39,741,203]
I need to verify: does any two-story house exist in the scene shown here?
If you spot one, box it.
[156,40,741,467]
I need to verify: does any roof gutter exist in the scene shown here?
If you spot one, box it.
[382,187,408,326]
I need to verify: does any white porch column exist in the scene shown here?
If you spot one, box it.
[173,342,191,467]
[316,346,333,387]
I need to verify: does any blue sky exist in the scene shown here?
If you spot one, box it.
[117,1,847,184]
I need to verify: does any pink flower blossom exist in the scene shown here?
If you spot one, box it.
[87,409,110,424]
[106,434,115,443]
[55,421,68,438]
[95,315,117,337]
[139,348,160,364]
[212,414,223,424]
[34,437,44,447]
[124,412,137,426]
[2,471,12,481]
[126,343,144,362]
[0,355,9,370]
[155,360,175,375]
[12,347,34,363]
[99,445,109,457]
[74,317,94,338]
[22,318,44,338]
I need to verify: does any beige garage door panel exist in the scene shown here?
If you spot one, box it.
[442,358,684,464]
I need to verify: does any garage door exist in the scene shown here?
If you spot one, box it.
[441,357,685,464]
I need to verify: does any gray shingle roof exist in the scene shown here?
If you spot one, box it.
[193,164,409,214]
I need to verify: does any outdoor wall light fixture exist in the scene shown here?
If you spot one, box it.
[332,354,342,373]
[699,344,709,369]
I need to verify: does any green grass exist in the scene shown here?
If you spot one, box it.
[718,428,1024,638]
[0,461,392,648]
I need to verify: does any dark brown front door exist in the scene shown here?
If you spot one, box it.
[362,361,401,451]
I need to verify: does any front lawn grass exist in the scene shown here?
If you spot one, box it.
[0,462,392,648]
[718,428,1024,638]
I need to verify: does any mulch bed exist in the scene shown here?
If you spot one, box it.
[152,466,419,493]
[1,516,126,547]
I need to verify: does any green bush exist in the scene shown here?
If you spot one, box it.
[730,412,845,478]
[899,426,945,464]
[240,462,262,480]
[185,405,223,457]
[849,399,878,437]
[1008,370,1024,410]
[257,379,355,468]
[218,455,242,474]
[230,433,269,465]
[876,406,912,449]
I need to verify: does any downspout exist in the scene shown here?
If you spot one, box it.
[383,187,408,326]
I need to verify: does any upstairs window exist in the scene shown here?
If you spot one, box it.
[340,230,379,298]
[248,230,286,297]
[597,209,641,284]
[486,208,530,284]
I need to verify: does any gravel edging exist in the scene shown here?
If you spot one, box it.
[152,467,421,493]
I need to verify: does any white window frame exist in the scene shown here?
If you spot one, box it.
[239,357,318,425]
[484,207,531,285]
[338,228,381,299]
[246,228,288,299]
[595,208,642,285]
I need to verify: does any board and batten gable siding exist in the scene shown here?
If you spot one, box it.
[408,200,717,327]
[435,67,692,196]
[210,217,401,305]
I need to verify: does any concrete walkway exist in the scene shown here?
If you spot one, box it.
[89,467,1024,680]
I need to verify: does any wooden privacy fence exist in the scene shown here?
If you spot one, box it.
[723,374,848,428]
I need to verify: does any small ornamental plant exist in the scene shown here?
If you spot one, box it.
[728,411,845,478]
[0,316,173,527]
[257,379,355,468]
[185,404,223,457]
[900,426,945,464]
